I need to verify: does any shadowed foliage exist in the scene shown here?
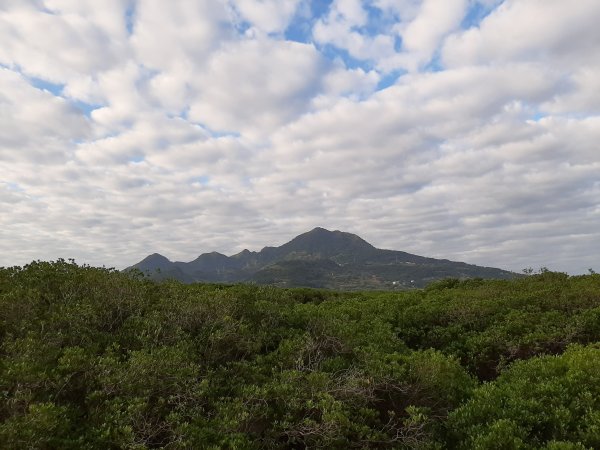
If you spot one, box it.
[1,260,599,448]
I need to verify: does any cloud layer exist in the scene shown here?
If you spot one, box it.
[1,0,599,274]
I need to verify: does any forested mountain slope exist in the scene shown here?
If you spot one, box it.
[1,261,599,448]
[127,227,518,289]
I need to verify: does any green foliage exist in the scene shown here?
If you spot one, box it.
[447,344,600,449]
[0,260,599,448]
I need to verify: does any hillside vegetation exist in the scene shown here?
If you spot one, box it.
[127,227,517,290]
[1,261,600,449]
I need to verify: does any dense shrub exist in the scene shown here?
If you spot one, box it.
[1,261,599,448]
[447,344,600,449]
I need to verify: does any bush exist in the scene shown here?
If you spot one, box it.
[447,344,600,449]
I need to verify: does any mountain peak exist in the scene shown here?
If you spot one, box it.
[281,227,375,256]
[143,253,171,263]
[128,253,173,273]
[192,251,227,259]
[126,228,518,289]
[308,226,331,234]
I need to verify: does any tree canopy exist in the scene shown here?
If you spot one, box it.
[1,260,599,448]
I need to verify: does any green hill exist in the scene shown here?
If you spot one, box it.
[1,260,599,448]
[127,227,518,289]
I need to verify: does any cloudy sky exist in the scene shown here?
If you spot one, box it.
[1,0,599,274]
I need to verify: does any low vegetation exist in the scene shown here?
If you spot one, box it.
[1,260,599,448]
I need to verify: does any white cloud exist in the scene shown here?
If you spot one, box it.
[187,39,328,137]
[332,0,369,25]
[401,0,467,54]
[312,0,396,64]
[131,0,232,72]
[320,65,380,100]
[229,0,302,34]
[0,68,89,163]
[542,65,600,115]
[443,0,600,67]
[0,0,599,275]
[0,0,129,84]
[244,64,599,273]
[313,0,470,72]
[387,0,467,71]
[372,0,420,19]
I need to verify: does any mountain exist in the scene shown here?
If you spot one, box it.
[125,227,519,289]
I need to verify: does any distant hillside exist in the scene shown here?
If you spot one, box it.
[126,227,519,289]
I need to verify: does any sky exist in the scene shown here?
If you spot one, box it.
[1,0,599,274]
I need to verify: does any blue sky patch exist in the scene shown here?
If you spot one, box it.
[125,2,136,34]
[461,1,502,29]
[361,3,398,37]
[310,0,334,20]
[190,175,210,186]
[193,121,241,139]
[6,182,25,192]
[284,16,313,43]
[28,76,64,96]
[70,99,103,117]
[376,69,405,91]
[529,112,547,122]
[25,74,101,117]
[318,43,372,71]
[285,0,333,43]
[424,53,444,73]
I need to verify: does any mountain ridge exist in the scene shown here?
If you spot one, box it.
[126,227,518,289]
